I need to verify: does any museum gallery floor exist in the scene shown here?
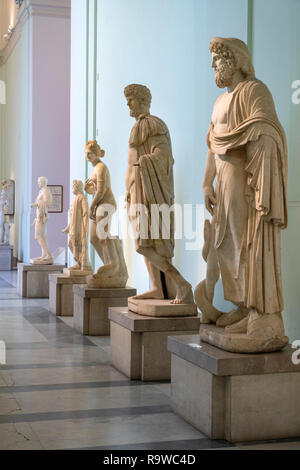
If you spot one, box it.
[0,271,299,450]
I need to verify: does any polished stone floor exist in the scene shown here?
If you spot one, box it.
[0,270,299,450]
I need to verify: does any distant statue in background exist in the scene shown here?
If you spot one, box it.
[0,180,10,245]
[84,140,128,288]
[62,179,92,276]
[30,176,53,265]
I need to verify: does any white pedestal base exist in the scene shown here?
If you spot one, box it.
[109,307,201,381]
[73,285,137,336]
[49,273,88,316]
[0,245,13,271]
[17,263,64,298]
[168,334,300,442]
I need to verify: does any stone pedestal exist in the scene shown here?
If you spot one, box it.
[49,274,88,316]
[17,263,64,298]
[168,333,300,443]
[0,245,13,270]
[73,286,136,336]
[109,307,201,381]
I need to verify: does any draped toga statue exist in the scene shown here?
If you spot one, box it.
[124,84,197,316]
[62,179,92,275]
[195,38,288,353]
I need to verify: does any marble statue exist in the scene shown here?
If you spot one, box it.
[124,84,197,316]
[84,140,128,288]
[0,180,10,244]
[195,37,288,352]
[62,180,92,276]
[30,176,53,265]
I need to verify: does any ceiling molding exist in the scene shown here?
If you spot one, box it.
[0,0,70,66]
[19,0,71,22]
[0,22,22,66]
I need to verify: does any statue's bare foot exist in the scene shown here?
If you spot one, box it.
[69,264,81,270]
[225,314,249,334]
[216,304,249,328]
[132,288,164,300]
[96,262,118,277]
[171,283,194,305]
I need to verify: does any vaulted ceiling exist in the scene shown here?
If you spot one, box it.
[0,0,18,52]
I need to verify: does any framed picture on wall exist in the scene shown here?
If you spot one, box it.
[48,185,63,213]
[4,179,15,216]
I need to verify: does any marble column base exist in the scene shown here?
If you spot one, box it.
[0,245,13,271]
[73,285,137,336]
[17,263,64,298]
[49,273,88,316]
[168,334,300,442]
[109,307,201,381]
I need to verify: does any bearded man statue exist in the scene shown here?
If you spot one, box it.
[195,37,288,353]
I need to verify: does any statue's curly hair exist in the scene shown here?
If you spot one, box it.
[85,140,105,158]
[124,84,152,106]
[210,40,255,80]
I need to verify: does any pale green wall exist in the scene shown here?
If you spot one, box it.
[70,0,300,340]
[0,21,31,261]
[251,0,300,340]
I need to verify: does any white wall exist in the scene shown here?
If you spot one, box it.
[251,0,300,341]
[96,0,249,298]
[0,1,71,263]
[0,21,31,261]
[70,0,300,340]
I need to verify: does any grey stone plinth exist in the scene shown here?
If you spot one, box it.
[109,307,201,381]
[73,285,137,336]
[17,263,65,298]
[168,334,300,442]
[49,274,88,317]
[0,245,13,271]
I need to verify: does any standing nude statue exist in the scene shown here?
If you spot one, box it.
[124,84,196,316]
[62,179,92,275]
[30,176,53,264]
[84,140,128,288]
[0,180,10,244]
[195,37,288,353]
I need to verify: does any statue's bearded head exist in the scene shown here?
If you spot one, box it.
[124,84,152,118]
[210,38,255,89]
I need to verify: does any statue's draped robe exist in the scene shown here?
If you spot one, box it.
[207,80,287,314]
[69,194,89,266]
[127,114,175,260]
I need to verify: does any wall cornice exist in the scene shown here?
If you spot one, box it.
[0,0,70,65]
[0,22,22,66]
[19,0,71,23]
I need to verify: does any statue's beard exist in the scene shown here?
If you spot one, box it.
[215,64,235,88]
